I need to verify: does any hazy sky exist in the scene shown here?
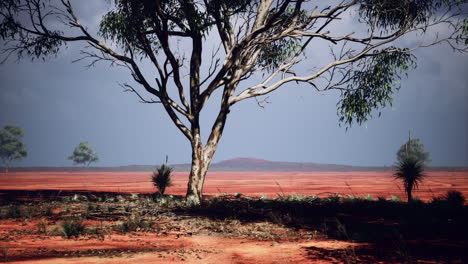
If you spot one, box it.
[1,1,467,167]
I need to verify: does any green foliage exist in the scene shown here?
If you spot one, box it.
[359,0,463,32]
[151,163,173,195]
[0,125,27,172]
[396,138,430,163]
[338,48,416,126]
[68,142,99,167]
[61,218,86,239]
[394,155,425,202]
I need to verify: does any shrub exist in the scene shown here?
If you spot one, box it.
[44,205,54,216]
[151,163,173,195]
[118,213,153,233]
[394,156,425,202]
[37,218,48,234]
[3,204,21,219]
[391,195,401,202]
[444,190,465,207]
[61,218,86,239]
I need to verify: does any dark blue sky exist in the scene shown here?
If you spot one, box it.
[0,2,467,167]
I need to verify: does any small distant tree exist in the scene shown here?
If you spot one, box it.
[0,125,27,173]
[68,142,99,167]
[396,133,430,164]
[151,157,173,196]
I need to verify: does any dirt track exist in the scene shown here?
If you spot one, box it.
[1,171,467,201]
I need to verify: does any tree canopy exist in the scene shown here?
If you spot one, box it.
[68,142,99,167]
[0,125,27,173]
[397,137,431,164]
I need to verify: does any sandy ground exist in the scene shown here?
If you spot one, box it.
[1,171,467,201]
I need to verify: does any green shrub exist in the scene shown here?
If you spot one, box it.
[445,190,465,207]
[151,163,173,195]
[391,195,401,202]
[61,218,86,239]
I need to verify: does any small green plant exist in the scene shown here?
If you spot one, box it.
[151,159,173,196]
[118,213,153,233]
[391,195,401,202]
[61,218,86,239]
[365,194,374,201]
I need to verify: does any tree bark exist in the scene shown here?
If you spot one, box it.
[185,136,212,205]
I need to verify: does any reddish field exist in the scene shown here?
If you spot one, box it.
[1,171,467,201]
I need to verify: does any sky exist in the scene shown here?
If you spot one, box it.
[0,1,467,167]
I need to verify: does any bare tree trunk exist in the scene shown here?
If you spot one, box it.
[185,136,213,205]
[185,106,229,205]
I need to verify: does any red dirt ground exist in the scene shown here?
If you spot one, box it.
[1,171,467,201]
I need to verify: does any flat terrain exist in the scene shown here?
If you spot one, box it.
[1,171,467,201]
[1,171,467,263]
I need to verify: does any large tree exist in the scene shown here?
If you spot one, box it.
[1,0,466,204]
[0,125,27,173]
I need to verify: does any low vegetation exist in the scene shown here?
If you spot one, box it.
[151,162,173,196]
[0,189,465,263]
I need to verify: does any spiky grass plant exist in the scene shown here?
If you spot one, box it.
[151,163,173,196]
[394,156,425,202]
[61,218,86,239]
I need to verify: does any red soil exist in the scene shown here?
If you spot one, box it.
[1,171,467,201]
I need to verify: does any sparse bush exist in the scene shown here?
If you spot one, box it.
[117,195,126,203]
[61,218,86,239]
[365,194,374,201]
[151,162,173,196]
[444,190,465,207]
[391,195,401,202]
[3,204,21,219]
[37,218,48,234]
[44,205,54,216]
[118,213,153,233]
[326,194,341,203]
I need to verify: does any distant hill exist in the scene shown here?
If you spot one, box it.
[4,157,468,172]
